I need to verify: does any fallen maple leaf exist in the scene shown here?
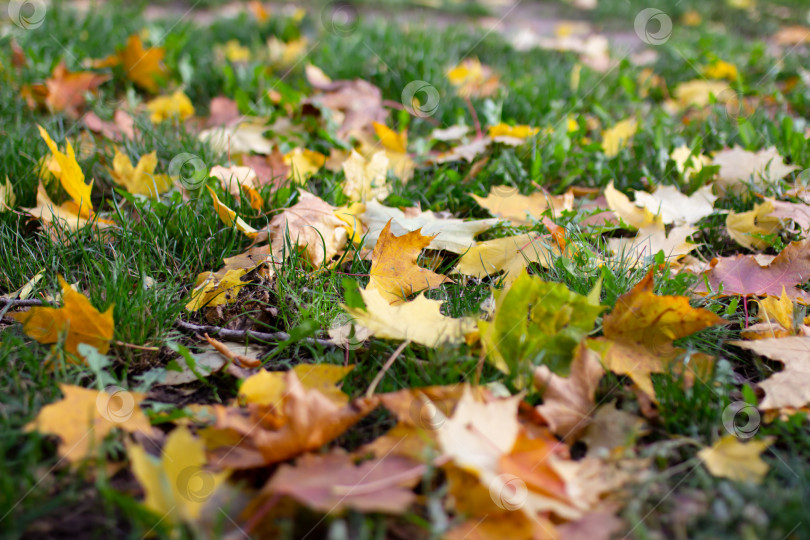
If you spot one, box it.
[693,239,810,303]
[454,233,559,281]
[728,336,810,409]
[10,276,114,357]
[202,370,378,468]
[341,149,390,202]
[698,435,773,484]
[366,220,452,303]
[446,58,500,98]
[100,35,168,92]
[40,61,109,117]
[283,147,326,183]
[534,343,604,440]
[239,364,354,408]
[581,401,648,459]
[725,200,782,250]
[589,269,725,400]
[713,146,799,195]
[608,224,698,264]
[343,287,475,347]
[200,121,275,155]
[471,185,574,225]
[185,268,250,312]
[268,190,348,266]
[38,125,94,218]
[479,271,604,379]
[604,182,661,230]
[359,199,498,254]
[601,119,637,158]
[209,165,263,210]
[304,65,388,140]
[129,426,229,524]
[633,185,716,225]
[83,109,136,141]
[109,149,171,198]
[146,90,194,123]
[206,186,258,239]
[669,79,731,109]
[765,197,810,231]
[26,384,151,462]
[264,451,423,514]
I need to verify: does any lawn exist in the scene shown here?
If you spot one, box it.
[1,0,810,538]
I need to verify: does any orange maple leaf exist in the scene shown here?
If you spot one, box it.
[588,269,725,400]
[10,276,114,358]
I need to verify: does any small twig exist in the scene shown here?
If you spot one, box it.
[365,340,411,399]
[464,96,483,139]
[0,297,45,307]
[173,319,335,347]
[113,340,160,352]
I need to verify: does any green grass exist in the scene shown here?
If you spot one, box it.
[1,1,810,538]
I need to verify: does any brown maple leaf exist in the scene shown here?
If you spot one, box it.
[202,370,378,469]
[264,451,423,514]
[693,239,810,303]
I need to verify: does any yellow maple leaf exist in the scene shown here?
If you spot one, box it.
[128,426,229,524]
[446,58,500,98]
[601,119,637,158]
[704,60,739,81]
[757,287,794,331]
[604,181,661,230]
[109,149,171,198]
[185,267,249,312]
[25,384,152,463]
[146,90,194,123]
[0,177,16,212]
[698,435,773,484]
[367,220,452,304]
[372,122,408,154]
[10,276,114,357]
[588,269,725,400]
[487,123,539,140]
[342,149,390,202]
[239,364,354,407]
[471,185,573,226]
[454,233,559,282]
[726,200,782,250]
[343,288,475,347]
[37,125,93,218]
[206,186,258,238]
[283,147,327,184]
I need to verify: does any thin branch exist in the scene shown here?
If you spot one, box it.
[0,298,45,307]
[1,298,335,348]
[173,319,335,347]
[365,340,411,399]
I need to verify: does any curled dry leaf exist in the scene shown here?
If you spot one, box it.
[201,370,378,469]
[534,343,604,441]
[359,199,498,253]
[268,190,348,266]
